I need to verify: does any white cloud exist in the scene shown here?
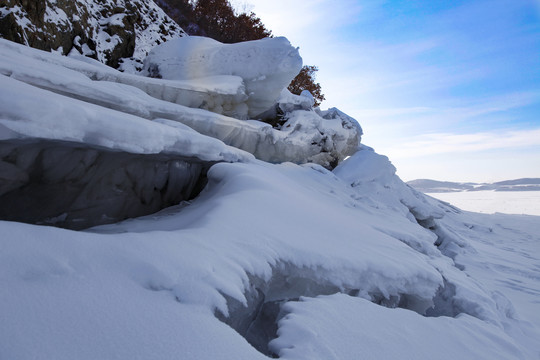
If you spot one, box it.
[385,128,540,159]
[245,0,361,36]
[393,149,540,182]
[244,0,362,65]
[350,91,540,147]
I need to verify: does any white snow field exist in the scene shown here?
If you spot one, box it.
[427,190,540,216]
[0,37,539,360]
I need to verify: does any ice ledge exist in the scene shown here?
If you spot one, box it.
[143,36,303,118]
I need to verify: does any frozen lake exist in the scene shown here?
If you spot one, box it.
[427,190,540,216]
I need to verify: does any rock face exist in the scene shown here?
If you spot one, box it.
[0,139,212,230]
[0,0,186,70]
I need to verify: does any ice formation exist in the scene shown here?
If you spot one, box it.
[0,39,360,169]
[143,36,303,118]
[0,39,253,228]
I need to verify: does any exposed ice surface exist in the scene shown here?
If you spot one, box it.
[0,39,360,168]
[143,36,303,118]
[0,36,539,360]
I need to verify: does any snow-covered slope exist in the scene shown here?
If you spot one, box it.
[0,18,539,360]
[2,147,539,359]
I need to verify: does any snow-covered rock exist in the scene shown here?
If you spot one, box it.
[0,0,186,70]
[143,36,303,118]
[277,89,316,113]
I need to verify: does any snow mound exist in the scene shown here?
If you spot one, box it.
[270,294,524,360]
[143,36,303,118]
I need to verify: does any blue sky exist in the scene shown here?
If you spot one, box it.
[241,0,540,181]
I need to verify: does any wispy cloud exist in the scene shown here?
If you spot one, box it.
[351,91,540,121]
[385,128,540,159]
[245,0,362,40]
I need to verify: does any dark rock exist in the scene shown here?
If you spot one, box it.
[0,139,213,230]
[0,0,186,71]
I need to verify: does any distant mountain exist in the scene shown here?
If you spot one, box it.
[494,178,540,186]
[407,178,540,193]
[406,179,476,193]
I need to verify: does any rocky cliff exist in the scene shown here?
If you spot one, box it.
[0,0,186,70]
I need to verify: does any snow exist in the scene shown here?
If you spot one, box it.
[1,154,539,359]
[100,13,127,27]
[0,74,249,163]
[1,33,539,360]
[334,145,394,185]
[271,294,524,360]
[277,88,315,112]
[427,190,540,215]
[0,222,269,360]
[44,4,70,27]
